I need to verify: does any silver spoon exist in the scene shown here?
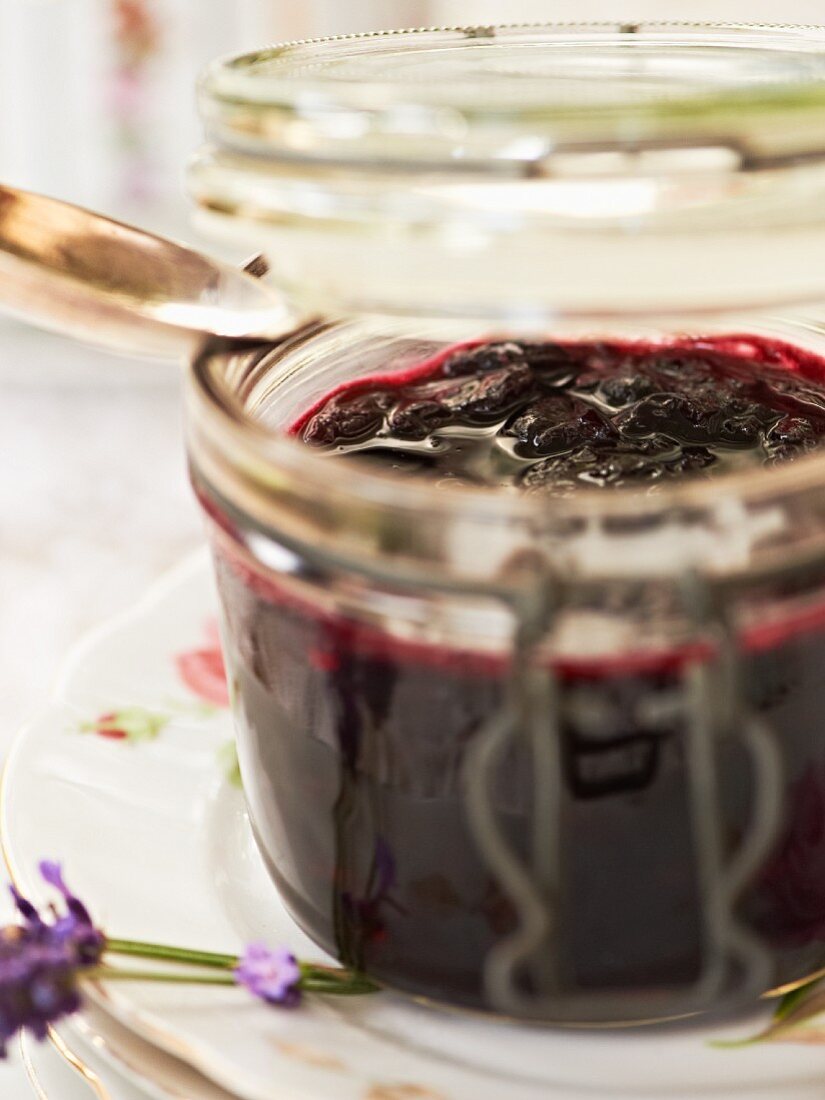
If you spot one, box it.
[0,184,294,359]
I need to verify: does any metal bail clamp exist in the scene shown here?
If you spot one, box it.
[462,563,784,1023]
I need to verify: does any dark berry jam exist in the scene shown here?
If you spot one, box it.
[203,335,825,1021]
[293,336,825,492]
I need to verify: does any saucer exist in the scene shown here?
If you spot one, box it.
[6,551,825,1100]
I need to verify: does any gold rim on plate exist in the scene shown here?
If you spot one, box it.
[19,1028,111,1100]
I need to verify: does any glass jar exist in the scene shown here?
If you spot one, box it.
[186,23,825,1024]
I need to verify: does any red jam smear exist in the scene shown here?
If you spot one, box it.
[292,335,825,492]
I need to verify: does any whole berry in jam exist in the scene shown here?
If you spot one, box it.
[509,396,617,458]
[441,340,526,377]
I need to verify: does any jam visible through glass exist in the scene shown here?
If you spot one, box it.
[293,336,825,491]
[205,335,825,1018]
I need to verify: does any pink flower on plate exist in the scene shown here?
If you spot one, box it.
[760,762,825,945]
[175,620,230,707]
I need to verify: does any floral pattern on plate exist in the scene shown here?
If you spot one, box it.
[77,611,239,782]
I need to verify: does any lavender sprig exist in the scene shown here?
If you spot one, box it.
[713,974,825,1048]
[0,861,378,1056]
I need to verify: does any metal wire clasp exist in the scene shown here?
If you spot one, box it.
[463,565,783,1023]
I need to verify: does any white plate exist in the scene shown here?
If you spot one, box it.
[6,551,825,1100]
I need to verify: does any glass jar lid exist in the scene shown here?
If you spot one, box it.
[191,24,825,322]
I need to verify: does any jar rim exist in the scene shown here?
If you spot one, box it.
[200,23,825,171]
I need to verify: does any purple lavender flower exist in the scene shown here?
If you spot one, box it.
[37,861,105,966]
[0,862,104,1055]
[0,859,371,1053]
[234,943,302,1007]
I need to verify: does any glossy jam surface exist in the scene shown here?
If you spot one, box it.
[204,336,825,1021]
[294,336,825,492]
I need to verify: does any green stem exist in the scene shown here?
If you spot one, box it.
[87,966,377,995]
[88,967,237,986]
[302,978,379,995]
[105,939,236,970]
[774,980,820,1022]
[300,965,379,994]
[101,940,380,995]
[299,962,352,980]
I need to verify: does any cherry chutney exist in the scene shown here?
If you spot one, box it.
[209,336,825,1018]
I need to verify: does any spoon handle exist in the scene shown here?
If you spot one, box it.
[0,185,294,360]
